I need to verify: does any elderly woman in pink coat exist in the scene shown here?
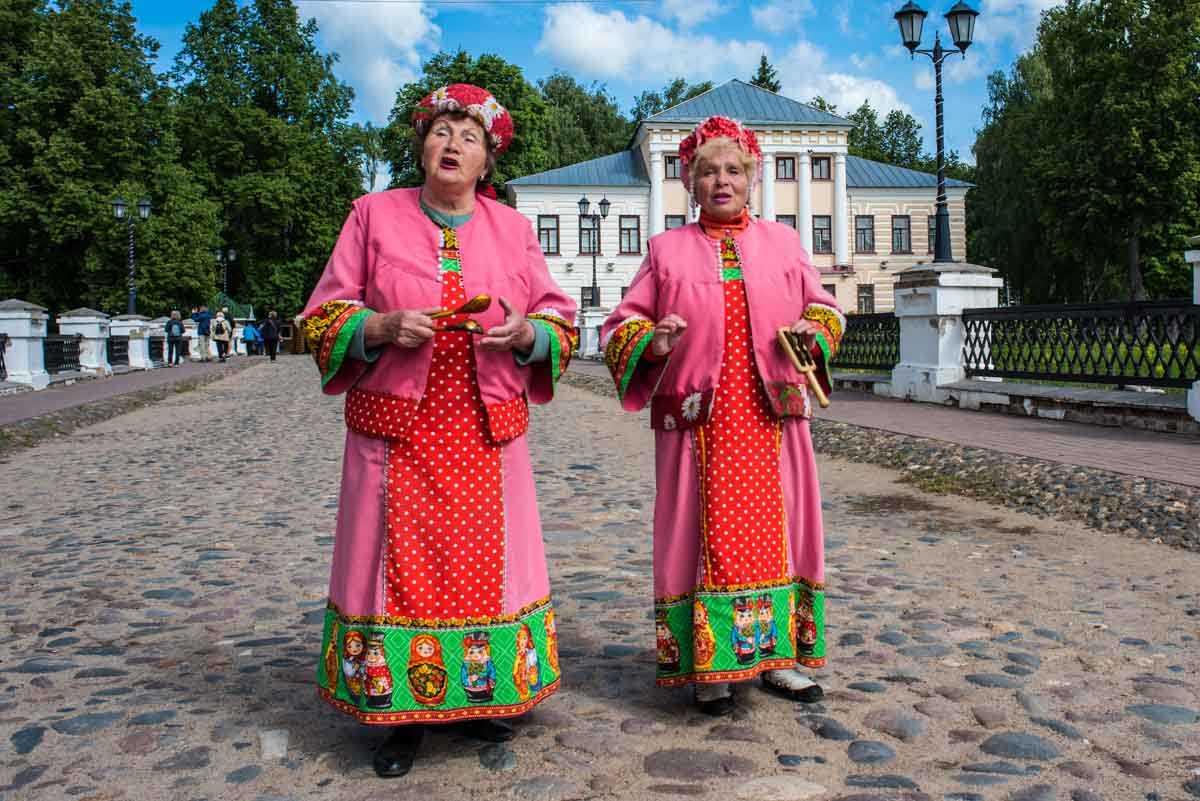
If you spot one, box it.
[602,116,845,716]
[302,83,577,777]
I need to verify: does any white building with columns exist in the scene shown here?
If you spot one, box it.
[507,79,970,318]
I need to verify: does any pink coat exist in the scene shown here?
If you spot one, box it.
[302,188,576,441]
[601,220,843,429]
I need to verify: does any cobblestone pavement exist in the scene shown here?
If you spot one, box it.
[2,362,1198,801]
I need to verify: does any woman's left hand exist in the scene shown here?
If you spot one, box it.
[788,319,820,351]
[480,297,536,353]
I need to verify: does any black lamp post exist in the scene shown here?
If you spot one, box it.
[214,247,237,295]
[112,197,152,315]
[577,194,610,307]
[895,0,979,263]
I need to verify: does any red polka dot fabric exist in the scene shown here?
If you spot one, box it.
[385,268,505,619]
[699,272,788,586]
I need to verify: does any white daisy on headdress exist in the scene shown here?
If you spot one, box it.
[681,392,703,421]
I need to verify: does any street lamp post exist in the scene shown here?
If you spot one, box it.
[577,194,610,308]
[214,247,237,295]
[112,197,152,315]
[895,0,979,264]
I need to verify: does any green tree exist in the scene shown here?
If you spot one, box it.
[846,101,885,162]
[807,96,838,114]
[630,78,714,123]
[749,54,782,93]
[539,72,631,167]
[382,50,552,191]
[173,0,361,315]
[350,121,386,192]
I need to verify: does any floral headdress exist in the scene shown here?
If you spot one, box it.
[677,115,763,192]
[412,83,514,156]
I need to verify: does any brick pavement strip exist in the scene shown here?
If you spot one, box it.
[1,362,1197,800]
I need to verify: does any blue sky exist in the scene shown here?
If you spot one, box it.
[131,0,1058,165]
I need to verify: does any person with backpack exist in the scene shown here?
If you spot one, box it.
[259,311,281,362]
[165,311,185,366]
[211,311,232,362]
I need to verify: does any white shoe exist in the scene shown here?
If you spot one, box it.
[762,669,823,703]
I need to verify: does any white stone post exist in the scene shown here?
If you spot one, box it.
[649,151,664,236]
[110,315,154,370]
[890,263,1004,404]
[0,299,50,389]
[182,319,200,361]
[799,152,813,253]
[57,308,112,375]
[577,308,609,359]
[834,152,849,267]
[761,154,776,221]
[1186,235,1199,422]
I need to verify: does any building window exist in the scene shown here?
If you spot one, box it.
[619,215,640,254]
[812,156,831,181]
[776,156,796,181]
[537,215,559,255]
[891,215,912,254]
[664,214,686,230]
[822,283,837,299]
[579,215,600,255]
[580,286,600,308]
[665,155,681,180]
[855,215,875,253]
[776,214,797,229]
[857,284,875,314]
[812,215,832,254]
[927,214,937,254]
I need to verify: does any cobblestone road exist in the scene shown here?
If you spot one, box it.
[2,362,1198,801]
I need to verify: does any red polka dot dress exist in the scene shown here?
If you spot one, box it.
[698,233,788,587]
[384,226,505,620]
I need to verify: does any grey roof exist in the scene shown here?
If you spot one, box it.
[0,298,47,311]
[847,155,972,189]
[645,79,851,127]
[60,307,110,318]
[112,314,150,321]
[508,149,648,187]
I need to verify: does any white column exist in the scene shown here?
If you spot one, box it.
[0,299,50,389]
[57,309,112,375]
[182,320,201,361]
[799,152,813,253]
[1186,237,1199,422]
[890,263,1004,404]
[649,151,664,236]
[110,315,154,370]
[834,152,849,267]
[762,153,775,222]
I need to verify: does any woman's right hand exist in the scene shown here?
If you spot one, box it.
[363,309,439,348]
[650,313,688,357]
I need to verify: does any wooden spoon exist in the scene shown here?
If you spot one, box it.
[443,319,485,334]
[777,327,830,409]
[431,293,491,319]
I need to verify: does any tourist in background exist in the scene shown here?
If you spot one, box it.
[191,305,212,362]
[165,311,185,366]
[211,311,232,362]
[242,319,262,355]
[601,115,844,716]
[260,311,280,361]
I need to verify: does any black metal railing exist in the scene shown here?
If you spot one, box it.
[0,333,7,380]
[108,335,129,366]
[963,300,1200,388]
[148,336,164,363]
[832,312,900,371]
[43,334,83,374]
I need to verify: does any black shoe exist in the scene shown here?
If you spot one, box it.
[373,726,423,778]
[760,674,824,704]
[458,718,515,743]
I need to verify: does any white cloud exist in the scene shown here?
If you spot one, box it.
[974,0,1062,52]
[750,1,815,34]
[777,40,912,118]
[659,0,724,28]
[537,4,766,83]
[297,1,438,123]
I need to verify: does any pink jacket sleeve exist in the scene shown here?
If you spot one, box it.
[600,250,665,412]
[300,202,375,395]
[796,251,846,395]
[521,226,579,405]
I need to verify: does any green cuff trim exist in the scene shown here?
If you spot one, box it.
[321,309,372,387]
[814,332,831,371]
[543,321,563,387]
[514,320,552,367]
[618,330,654,402]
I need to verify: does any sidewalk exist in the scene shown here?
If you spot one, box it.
[569,360,1200,488]
[0,358,263,427]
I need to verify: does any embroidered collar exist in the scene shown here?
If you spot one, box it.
[699,207,751,240]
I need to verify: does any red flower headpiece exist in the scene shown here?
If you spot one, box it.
[412,83,514,156]
[677,115,763,192]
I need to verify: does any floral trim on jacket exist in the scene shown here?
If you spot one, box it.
[303,300,373,387]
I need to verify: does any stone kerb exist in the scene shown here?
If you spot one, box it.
[110,314,154,370]
[58,308,112,376]
[0,298,51,389]
[890,263,1003,404]
[1186,235,1199,422]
